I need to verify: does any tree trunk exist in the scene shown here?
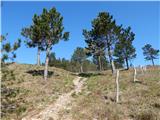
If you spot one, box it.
[108,47,116,74]
[37,47,41,66]
[101,61,104,71]
[125,57,129,70]
[44,47,50,81]
[80,63,83,73]
[111,60,116,73]
[151,58,155,66]
[115,70,119,103]
[98,56,102,71]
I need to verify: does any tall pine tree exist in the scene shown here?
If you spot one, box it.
[40,8,69,80]
[83,29,106,71]
[83,12,121,73]
[21,14,44,66]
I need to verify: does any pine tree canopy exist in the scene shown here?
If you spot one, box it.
[39,7,69,50]
[71,47,87,64]
[1,34,21,62]
[114,26,136,60]
[142,44,159,60]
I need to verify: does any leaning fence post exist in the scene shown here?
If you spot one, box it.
[116,70,119,103]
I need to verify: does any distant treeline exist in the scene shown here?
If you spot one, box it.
[46,50,124,73]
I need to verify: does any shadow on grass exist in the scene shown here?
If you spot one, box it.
[120,68,129,71]
[26,70,55,77]
[132,80,143,84]
[78,72,105,77]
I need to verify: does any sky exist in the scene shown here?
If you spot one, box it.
[1,1,160,66]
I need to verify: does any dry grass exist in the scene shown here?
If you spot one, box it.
[2,64,160,120]
[70,67,160,120]
[1,63,75,120]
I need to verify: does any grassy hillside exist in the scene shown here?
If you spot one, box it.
[1,63,75,120]
[1,64,160,120]
[69,67,160,120]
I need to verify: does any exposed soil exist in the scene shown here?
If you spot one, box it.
[22,77,87,120]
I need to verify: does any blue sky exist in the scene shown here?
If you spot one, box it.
[1,1,160,66]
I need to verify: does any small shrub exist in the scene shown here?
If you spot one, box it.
[16,106,27,116]
[135,110,157,120]
[71,92,78,98]
[153,103,160,109]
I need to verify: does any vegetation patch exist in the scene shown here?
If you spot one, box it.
[70,68,160,120]
[1,64,75,120]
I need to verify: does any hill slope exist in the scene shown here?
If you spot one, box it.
[69,67,160,120]
[2,64,160,120]
[1,63,75,120]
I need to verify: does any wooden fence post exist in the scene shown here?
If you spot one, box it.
[143,66,147,72]
[116,70,119,103]
[134,67,137,82]
[140,65,144,74]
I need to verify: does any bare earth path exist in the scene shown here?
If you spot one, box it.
[22,77,87,120]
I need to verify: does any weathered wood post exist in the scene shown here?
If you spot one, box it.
[143,66,147,72]
[134,67,137,82]
[140,65,144,74]
[116,70,119,103]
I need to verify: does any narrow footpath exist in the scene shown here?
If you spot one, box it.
[22,77,87,120]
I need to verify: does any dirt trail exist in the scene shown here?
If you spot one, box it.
[22,77,86,120]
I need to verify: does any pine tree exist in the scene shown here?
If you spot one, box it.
[21,14,44,66]
[83,12,121,73]
[114,57,124,69]
[1,34,21,63]
[142,44,159,66]
[49,52,56,67]
[40,8,69,80]
[71,47,87,73]
[83,29,106,71]
[114,26,136,70]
